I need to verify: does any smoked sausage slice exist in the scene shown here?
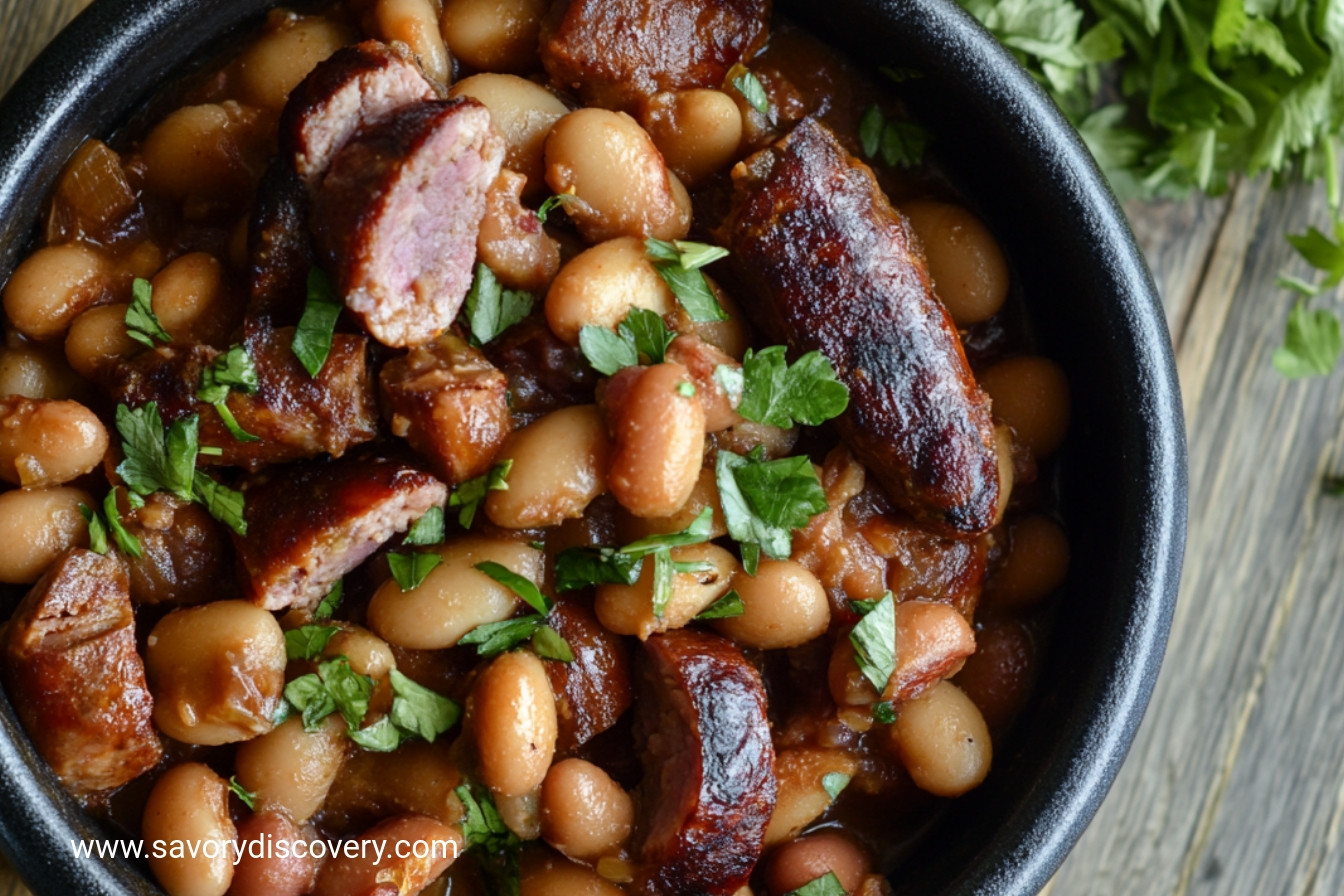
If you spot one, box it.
[633,629,775,896]
[1,548,161,796]
[723,118,1001,535]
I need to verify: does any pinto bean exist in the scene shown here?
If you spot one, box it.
[605,362,705,518]
[889,680,992,797]
[541,758,634,861]
[766,832,869,896]
[544,236,675,345]
[711,559,829,650]
[0,396,108,487]
[229,810,317,896]
[311,814,462,896]
[595,543,737,639]
[3,243,112,339]
[233,715,347,823]
[0,486,91,584]
[470,650,558,798]
[484,405,610,528]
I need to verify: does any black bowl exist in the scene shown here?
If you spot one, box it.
[0,1,1187,894]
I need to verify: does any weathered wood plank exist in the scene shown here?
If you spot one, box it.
[1052,172,1344,896]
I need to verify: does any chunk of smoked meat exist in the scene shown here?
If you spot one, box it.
[541,0,770,112]
[723,119,1001,535]
[1,548,161,796]
[119,492,236,606]
[279,40,438,189]
[546,602,633,753]
[633,629,775,896]
[481,315,598,425]
[236,451,447,611]
[107,328,378,471]
[379,333,511,485]
[310,99,504,348]
[245,161,313,332]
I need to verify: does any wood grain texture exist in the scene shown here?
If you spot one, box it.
[3,2,1344,896]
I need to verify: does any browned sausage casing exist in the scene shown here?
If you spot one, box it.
[1,548,162,796]
[723,119,1001,535]
[545,601,633,753]
[540,0,771,112]
[634,629,776,896]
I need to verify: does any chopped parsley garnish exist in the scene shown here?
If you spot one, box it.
[872,700,897,725]
[197,343,260,442]
[459,563,575,660]
[822,771,851,801]
[284,624,341,661]
[292,268,343,377]
[460,262,534,347]
[227,776,257,811]
[858,104,930,168]
[849,592,897,692]
[715,447,828,574]
[124,277,171,348]
[645,238,730,321]
[79,488,143,558]
[535,193,573,223]
[388,551,442,592]
[114,402,247,535]
[314,580,344,621]
[696,590,745,620]
[449,460,512,528]
[723,346,849,428]
[578,307,675,375]
[728,63,772,118]
[849,597,881,616]
[455,782,522,896]
[786,871,846,896]
[277,656,460,753]
[403,506,445,546]
[388,506,448,591]
[475,561,550,614]
[554,508,715,619]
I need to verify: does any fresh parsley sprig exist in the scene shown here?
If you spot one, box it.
[715,447,828,574]
[125,278,171,348]
[78,488,143,558]
[535,193,573,223]
[645,238,730,321]
[197,344,260,442]
[786,872,846,896]
[578,307,675,375]
[460,263,534,347]
[114,402,247,535]
[715,346,849,428]
[727,62,772,119]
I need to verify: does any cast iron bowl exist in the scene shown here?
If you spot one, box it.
[0,0,1187,893]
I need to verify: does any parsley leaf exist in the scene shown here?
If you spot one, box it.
[403,506,446,546]
[348,716,403,752]
[192,470,247,536]
[822,771,851,800]
[228,776,257,811]
[715,448,828,574]
[530,625,574,662]
[645,238,730,321]
[285,624,340,661]
[554,547,643,592]
[456,783,522,896]
[125,277,171,348]
[474,561,551,614]
[460,616,548,655]
[849,592,896,692]
[449,460,512,529]
[787,872,846,896]
[1273,300,1342,378]
[858,105,930,168]
[578,307,675,375]
[461,263,533,347]
[728,62,772,117]
[292,268,343,377]
[115,403,196,500]
[387,551,442,591]
[737,346,849,428]
[535,193,573,223]
[283,673,338,732]
[78,503,108,555]
[696,589,744,620]
[387,669,460,742]
[198,344,260,443]
[314,580,344,621]
[872,700,897,724]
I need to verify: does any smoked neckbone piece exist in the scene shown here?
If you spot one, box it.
[723,118,1003,536]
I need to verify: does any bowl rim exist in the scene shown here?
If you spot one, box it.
[0,1,1188,895]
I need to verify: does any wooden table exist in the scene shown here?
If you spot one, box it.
[4,3,1343,895]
